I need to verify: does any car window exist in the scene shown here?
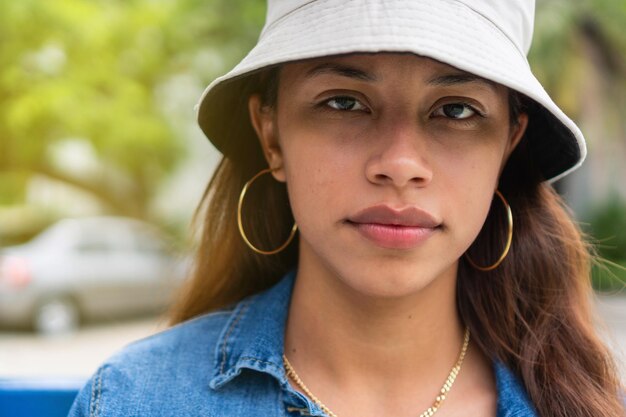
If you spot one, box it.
[74,238,113,253]
[133,231,169,255]
[73,225,123,253]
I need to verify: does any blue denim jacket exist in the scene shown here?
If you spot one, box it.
[68,271,538,416]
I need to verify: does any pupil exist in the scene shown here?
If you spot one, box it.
[335,97,355,110]
[443,104,465,118]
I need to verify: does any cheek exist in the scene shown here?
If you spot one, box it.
[277,106,365,222]
[280,137,356,230]
[434,148,504,250]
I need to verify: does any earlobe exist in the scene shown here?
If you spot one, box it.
[248,94,286,182]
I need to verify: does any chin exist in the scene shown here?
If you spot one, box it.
[336,265,452,300]
[299,233,461,301]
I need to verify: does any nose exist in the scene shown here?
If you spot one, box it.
[365,123,433,189]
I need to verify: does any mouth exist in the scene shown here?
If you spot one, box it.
[345,205,442,249]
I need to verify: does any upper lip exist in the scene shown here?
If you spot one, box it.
[347,205,441,228]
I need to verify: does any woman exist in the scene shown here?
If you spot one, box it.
[69,1,625,416]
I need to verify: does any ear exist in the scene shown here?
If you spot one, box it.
[504,112,528,160]
[248,94,286,182]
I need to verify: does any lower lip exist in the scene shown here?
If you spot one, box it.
[348,222,438,249]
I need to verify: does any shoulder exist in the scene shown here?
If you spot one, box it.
[109,308,233,370]
[68,273,297,417]
[68,308,235,417]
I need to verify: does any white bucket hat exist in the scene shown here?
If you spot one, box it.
[196,0,586,182]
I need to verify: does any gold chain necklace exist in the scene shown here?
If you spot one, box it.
[283,327,470,417]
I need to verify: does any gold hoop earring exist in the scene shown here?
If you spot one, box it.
[465,190,513,272]
[237,168,298,255]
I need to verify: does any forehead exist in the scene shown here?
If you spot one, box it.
[289,53,452,75]
[279,52,503,94]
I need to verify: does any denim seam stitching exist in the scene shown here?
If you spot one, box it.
[90,366,104,417]
[219,301,250,375]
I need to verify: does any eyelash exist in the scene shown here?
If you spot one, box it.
[319,95,484,121]
[432,102,485,122]
[321,96,370,112]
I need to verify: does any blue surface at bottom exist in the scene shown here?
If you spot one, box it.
[0,378,83,417]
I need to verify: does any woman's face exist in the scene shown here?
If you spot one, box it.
[250,53,527,299]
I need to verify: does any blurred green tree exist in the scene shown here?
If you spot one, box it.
[531,0,626,121]
[0,0,265,220]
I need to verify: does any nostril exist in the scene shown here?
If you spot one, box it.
[370,171,430,187]
[409,176,427,184]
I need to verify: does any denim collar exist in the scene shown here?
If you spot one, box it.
[208,270,537,416]
[209,270,296,390]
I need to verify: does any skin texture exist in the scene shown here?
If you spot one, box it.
[249,53,528,417]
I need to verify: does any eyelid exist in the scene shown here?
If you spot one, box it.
[319,96,370,113]
[316,90,371,110]
[431,100,486,119]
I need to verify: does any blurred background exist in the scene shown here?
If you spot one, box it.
[0,0,625,381]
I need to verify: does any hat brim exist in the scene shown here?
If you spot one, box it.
[197,0,586,182]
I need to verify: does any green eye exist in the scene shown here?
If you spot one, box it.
[326,96,367,111]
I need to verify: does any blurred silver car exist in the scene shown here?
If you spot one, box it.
[0,217,189,334]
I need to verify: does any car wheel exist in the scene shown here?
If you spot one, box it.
[34,297,80,335]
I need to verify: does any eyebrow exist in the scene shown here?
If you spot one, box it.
[426,73,499,92]
[304,62,500,92]
[304,62,379,82]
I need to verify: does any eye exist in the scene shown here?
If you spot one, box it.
[324,96,368,112]
[433,103,479,119]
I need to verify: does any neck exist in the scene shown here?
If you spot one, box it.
[284,252,477,416]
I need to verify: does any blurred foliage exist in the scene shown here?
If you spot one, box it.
[531,0,626,128]
[588,196,626,262]
[585,196,626,291]
[591,259,626,292]
[0,0,266,220]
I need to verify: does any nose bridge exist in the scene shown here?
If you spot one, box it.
[384,115,426,158]
[365,113,433,188]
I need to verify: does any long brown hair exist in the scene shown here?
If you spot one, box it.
[169,71,625,417]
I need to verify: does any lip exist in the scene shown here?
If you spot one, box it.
[346,205,441,249]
